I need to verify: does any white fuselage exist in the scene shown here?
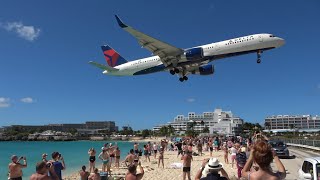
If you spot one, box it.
[103,33,284,76]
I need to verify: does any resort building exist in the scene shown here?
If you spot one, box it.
[265,114,320,131]
[1,121,118,134]
[153,108,244,135]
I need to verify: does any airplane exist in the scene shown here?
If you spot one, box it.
[89,15,285,82]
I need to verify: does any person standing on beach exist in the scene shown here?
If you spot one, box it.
[197,140,203,156]
[42,153,48,163]
[153,142,158,159]
[79,165,90,180]
[50,152,66,180]
[181,150,193,180]
[88,148,96,173]
[134,143,139,155]
[8,155,27,180]
[124,149,136,166]
[88,168,101,180]
[208,139,213,157]
[114,147,121,169]
[98,149,110,173]
[223,142,229,164]
[143,145,150,162]
[158,146,164,168]
[30,161,59,180]
[175,140,183,158]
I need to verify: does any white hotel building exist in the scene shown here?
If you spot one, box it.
[265,114,320,132]
[153,108,244,135]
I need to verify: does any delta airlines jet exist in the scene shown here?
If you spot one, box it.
[89,15,285,82]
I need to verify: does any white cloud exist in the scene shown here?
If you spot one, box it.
[21,97,35,103]
[186,98,196,103]
[0,97,11,108]
[0,21,40,41]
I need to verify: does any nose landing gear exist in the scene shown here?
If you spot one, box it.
[257,50,263,64]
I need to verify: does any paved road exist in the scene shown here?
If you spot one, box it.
[270,147,319,180]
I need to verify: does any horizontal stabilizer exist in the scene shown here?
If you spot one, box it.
[89,61,119,72]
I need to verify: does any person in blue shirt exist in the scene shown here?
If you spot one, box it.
[50,152,66,180]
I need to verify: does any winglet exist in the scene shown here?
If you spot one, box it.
[115,15,128,28]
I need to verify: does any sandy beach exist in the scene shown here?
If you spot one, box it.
[63,146,238,180]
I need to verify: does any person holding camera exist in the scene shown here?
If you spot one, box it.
[50,152,66,180]
[241,140,286,180]
[30,161,59,180]
[8,155,27,180]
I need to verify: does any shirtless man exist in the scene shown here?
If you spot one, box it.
[8,155,27,180]
[79,165,90,180]
[98,149,110,173]
[88,168,101,180]
[30,161,59,180]
[181,150,193,180]
[123,149,136,167]
[125,163,144,180]
[88,148,96,173]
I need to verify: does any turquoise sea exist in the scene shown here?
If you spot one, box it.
[0,141,142,179]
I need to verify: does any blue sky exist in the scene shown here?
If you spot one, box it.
[0,0,319,130]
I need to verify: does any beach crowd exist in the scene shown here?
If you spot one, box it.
[8,131,286,180]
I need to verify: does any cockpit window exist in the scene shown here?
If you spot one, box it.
[269,35,275,37]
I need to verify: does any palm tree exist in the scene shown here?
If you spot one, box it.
[202,126,209,133]
[159,126,168,136]
[167,125,175,136]
[264,122,271,131]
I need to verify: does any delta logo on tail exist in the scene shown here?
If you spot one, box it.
[103,49,119,67]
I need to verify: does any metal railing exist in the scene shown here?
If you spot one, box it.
[275,138,320,148]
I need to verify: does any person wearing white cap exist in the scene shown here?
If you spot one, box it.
[195,158,230,180]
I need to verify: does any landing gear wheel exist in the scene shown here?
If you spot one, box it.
[257,59,261,64]
[179,77,184,82]
[183,76,188,81]
[174,68,180,73]
[170,70,175,75]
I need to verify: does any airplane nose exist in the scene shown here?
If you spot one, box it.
[276,37,285,47]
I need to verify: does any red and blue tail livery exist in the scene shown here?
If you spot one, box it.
[101,45,128,67]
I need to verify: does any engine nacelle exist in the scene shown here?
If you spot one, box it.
[185,47,204,61]
[192,64,214,75]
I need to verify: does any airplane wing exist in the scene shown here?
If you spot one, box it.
[115,15,184,67]
[89,61,119,72]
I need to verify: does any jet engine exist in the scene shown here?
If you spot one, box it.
[192,64,215,75]
[185,47,204,61]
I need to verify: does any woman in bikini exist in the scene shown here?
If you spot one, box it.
[158,147,164,168]
[114,147,121,169]
[223,142,229,164]
[143,145,150,162]
[242,140,286,180]
[88,148,96,173]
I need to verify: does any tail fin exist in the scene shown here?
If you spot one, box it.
[101,45,128,67]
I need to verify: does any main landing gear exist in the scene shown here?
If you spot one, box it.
[170,68,180,75]
[257,50,263,64]
[179,76,188,82]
